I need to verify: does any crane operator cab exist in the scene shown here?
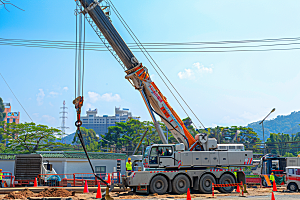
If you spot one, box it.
[143,144,185,169]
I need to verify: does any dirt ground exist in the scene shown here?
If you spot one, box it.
[1,186,300,200]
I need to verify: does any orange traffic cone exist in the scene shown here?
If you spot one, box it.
[83,180,89,193]
[107,173,111,185]
[236,184,241,193]
[272,181,277,192]
[96,183,102,199]
[34,177,38,187]
[271,192,276,200]
[186,188,191,200]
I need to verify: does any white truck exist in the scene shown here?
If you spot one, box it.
[286,166,300,192]
[76,0,254,194]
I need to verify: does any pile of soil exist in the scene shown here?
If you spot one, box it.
[4,188,35,199]
[36,188,72,197]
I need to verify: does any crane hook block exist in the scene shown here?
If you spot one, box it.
[75,120,83,127]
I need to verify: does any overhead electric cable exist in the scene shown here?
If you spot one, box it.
[3,38,300,50]
[0,73,33,122]
[3,36,300,46]
[3,41,300,52]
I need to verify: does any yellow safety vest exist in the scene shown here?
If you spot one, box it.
[0,172,3,180]
[269,174,275,181]
[126,162,132,171]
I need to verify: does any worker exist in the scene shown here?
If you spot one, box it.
[233,169,238,177]
[0,169,3,188]
[126,158,132,172]
[270,172,275,184]
[163,149,170,156]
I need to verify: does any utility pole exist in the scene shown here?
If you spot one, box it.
[58,100,69,143]
[259,108,275,155]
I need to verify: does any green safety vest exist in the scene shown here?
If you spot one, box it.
[269,174,275,181]
[126,162,132,171]
[0,172,3,180]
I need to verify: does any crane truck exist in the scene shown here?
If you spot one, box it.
[76,0,253,194]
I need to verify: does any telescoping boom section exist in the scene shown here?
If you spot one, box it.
[78,0,197,150]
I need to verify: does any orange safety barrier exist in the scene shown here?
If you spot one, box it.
[2,172,15,187]
[37,172,121,187]
[246,177,262,188]
[212,182,243,197]
[38,173,75,187]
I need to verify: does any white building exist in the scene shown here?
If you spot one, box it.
[81,107,140,135]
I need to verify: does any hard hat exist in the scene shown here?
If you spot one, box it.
[271,172,274,174]
[128,157,131,161]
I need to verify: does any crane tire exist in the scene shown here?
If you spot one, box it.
[149,175,168,195]
[172,174,190,194]
[217,174,235,193]
[199,173,216,194]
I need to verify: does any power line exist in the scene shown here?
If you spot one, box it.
[0,73,33,122]
[2,38,300,49]
[3,41,300,52]
[2,36,300,46]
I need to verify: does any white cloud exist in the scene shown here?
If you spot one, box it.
[49,91,59,97]
[88,91,121,103]
[178,62,213,80]
[36,89,45,105]
[49,102,54,107]
[63,87,69,91]
[178,68,194,79]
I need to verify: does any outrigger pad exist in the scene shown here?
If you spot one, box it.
[102,185,114,200]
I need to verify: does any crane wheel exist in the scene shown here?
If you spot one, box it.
[217,174,235,193]
[199,174,216,194]
[172,174,190,194]
[149,175,168,195]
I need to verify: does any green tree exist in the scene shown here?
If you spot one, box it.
[0,121,62,153]
[72,127,99,147]
[0,97,6,121]
[284,152,296,157]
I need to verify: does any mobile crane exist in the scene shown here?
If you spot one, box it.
[75,0,253,194]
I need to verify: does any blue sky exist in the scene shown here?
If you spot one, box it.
[1,0,300,135]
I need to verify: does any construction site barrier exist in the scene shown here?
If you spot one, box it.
[37,172,121,187]
[246,177,262,187]
[2,172,15,187]
[38,174,74,187]
[212,182,243,197]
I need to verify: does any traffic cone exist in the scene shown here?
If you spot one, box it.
[96,183,102,199]
[186,188,191,200]
[107,173,111,185]
[34,177,38,187]
[83,180,89,193]
[272,181,277,192]
[271,192,275,200]
[236,184,241,193]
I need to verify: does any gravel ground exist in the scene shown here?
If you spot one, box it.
[1,186,300,199]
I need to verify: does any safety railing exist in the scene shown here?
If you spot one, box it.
[38,174,75,187]
[2,172,15,187]
[212,182,243,197]
[37,172,121,187]
[73,172,120,186]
